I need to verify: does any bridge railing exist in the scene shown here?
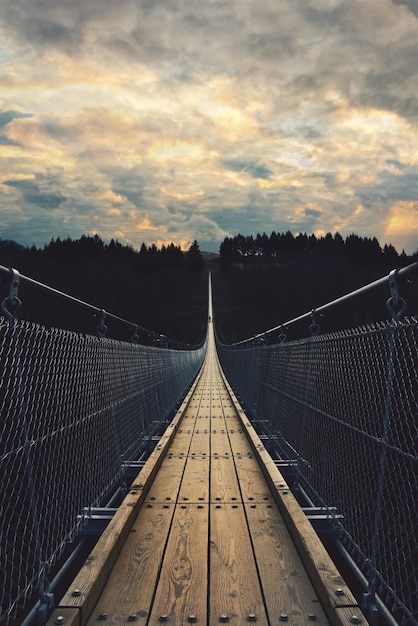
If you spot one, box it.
[0,267,206,625]
[216,263,417,626]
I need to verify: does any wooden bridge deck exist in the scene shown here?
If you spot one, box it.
[47,292,366,626]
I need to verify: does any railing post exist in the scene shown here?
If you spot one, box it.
[363,270,407,625]
[267,328,286,441]
[1,268,22,324]
[297,310,321,471]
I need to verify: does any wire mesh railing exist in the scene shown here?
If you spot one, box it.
[216,263,417,626]
[0,267,206,625]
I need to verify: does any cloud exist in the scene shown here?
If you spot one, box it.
[222,159,273,179]
[0,0,417,254]
[304,208,323,219]
[0,110,33,145]
[4,178,66,209]
[392,0,418,18]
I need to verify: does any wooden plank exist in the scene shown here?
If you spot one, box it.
[46,608,80,626]
[188,428,210,456]
[336,606,368,626]
[148,503,209,625]
[177,453,210,503]
[85,502,175,625]
[168,423,196,456]
[210,454,241,503]
[226,425,252,451]
[234,452,274,502]
[210,431,232,457]
[209,503,268,625]
[145,454,187,503]
[272,489,360,613]
[245,501,329,626]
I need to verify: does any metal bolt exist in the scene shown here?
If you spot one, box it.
[54,618,65,625]
[350,616,362,624]
[247,614,257,622]
[308,614,317,621]
[335,588,345,596]
[159,615,168,622]
[71,588,82,597]
[280,614,288,621]
[188,615,197,623]
[128,614,138,622]
[219,615,229,623]
[98,614,108,621]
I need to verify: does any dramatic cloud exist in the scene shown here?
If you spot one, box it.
[0,0,417,254]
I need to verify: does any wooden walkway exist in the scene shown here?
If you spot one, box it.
[48,285,366,626]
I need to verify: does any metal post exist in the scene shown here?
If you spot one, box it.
[364,270,407,625]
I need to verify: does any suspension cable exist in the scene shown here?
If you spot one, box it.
[0,264,197,348]
[228,261,418,346]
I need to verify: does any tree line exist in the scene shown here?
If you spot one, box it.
[219,231,414,268]
[214,231,417,343]
[31,234,204,271]
[1,231,416,345]
[0,235,206,345]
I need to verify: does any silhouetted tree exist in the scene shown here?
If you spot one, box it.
[187,240,203,271]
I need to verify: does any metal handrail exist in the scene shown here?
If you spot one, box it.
[0,264,201,348]
[227,261,418,346]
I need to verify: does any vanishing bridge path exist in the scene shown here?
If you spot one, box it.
[47,279,364,626]
[2,264,416,626]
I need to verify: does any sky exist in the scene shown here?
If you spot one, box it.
[0,0,418,255]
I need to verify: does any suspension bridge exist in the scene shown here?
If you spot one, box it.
[0,264,417,626]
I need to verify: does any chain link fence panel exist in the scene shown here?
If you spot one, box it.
[217,317,417,626]
[0,318,206,624]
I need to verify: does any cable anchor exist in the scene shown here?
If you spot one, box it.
[1,268,22,324]
[131,325,140,344]
[309,309,320,336]
[278,325,287,343]
[96,309,108,338]
[386,269,406,323]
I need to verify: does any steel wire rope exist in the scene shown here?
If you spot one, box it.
[227,262,418,347]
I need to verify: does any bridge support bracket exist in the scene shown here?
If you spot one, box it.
[36,592,55,626]
[78,508,118,536]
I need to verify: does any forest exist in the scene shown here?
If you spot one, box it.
[0,231,417,345]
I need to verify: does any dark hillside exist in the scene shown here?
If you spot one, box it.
[1,232,416,346]
[211,231,417,343]
[0,237,208,346]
